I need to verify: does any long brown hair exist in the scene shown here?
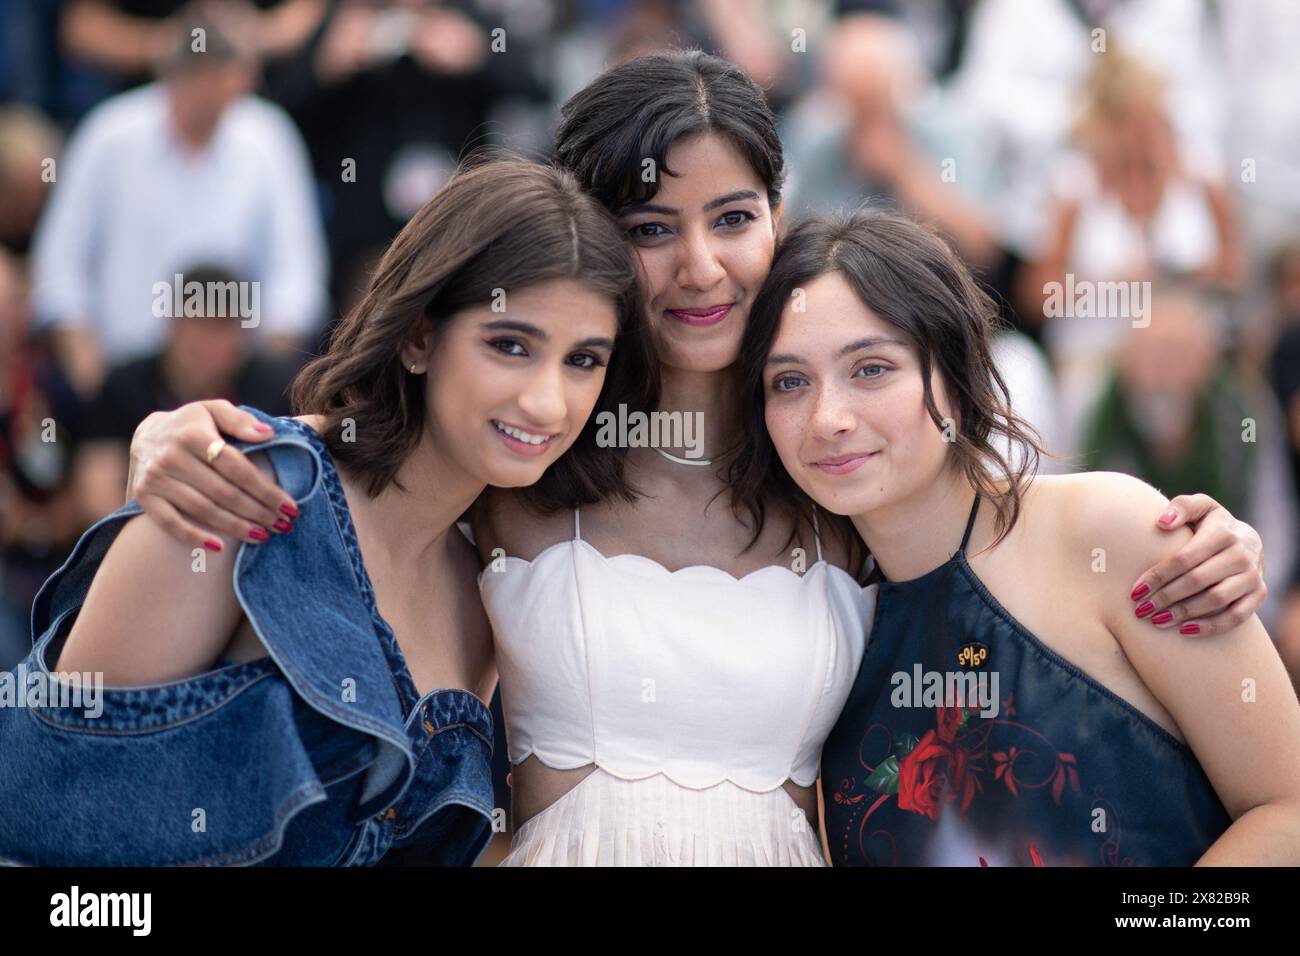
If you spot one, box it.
[731,207,1046,554]
[292,151,657,506]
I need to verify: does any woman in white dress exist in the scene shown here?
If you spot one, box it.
[122,52,1268,866]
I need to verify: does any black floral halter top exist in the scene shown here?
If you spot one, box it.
[820,493,1231,866]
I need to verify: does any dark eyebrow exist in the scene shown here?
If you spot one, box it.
[764,336,908,367]
[617,189,761,218]
[482,319,546,339]
[481,319,614,352]
[703,189,761,212]
[572,336,616,351]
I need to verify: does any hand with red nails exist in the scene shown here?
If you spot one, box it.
[1130,493,1267,637]
[127,399,300,551]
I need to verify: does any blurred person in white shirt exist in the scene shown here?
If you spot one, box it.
[1022,50,1242,449]
[944,0,1229,262]
[30,9,327,398]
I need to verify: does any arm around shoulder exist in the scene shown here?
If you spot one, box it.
[1068,472,1300,864]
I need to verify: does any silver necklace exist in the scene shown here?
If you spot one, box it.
[654,447,715,466]
[652,443,740,467]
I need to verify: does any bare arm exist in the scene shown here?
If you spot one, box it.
[886,154,1000,269]
[699,0,786,90]
[1200,178,1245,288]
[53,456,281,686]
[60,0,179,75]
[53,511,244,685]
[1076,473,1300,864]
[62,0,323,72]
[49,326,105,401]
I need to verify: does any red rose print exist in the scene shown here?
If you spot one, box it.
[897,730,972,820]
[936,705,964,743]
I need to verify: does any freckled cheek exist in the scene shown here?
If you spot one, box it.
[887,378,929,426]
[852,389,909,457]
[765,404,806,464]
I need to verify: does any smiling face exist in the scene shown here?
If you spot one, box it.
[616,132,780,372]
[411,277,618,489]
[762,270,956,518]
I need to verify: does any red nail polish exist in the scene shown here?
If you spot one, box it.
[254,423,273,433]
[273,518,292,533]
[1180,623,1200,635]
[1130,583,1150,601]
[279,502,300,519]
[1135,601,1154,618]
[1151,610,1173,625]
[1159,509,1177,525]
[249,527,270,542]
[203,538,222,552]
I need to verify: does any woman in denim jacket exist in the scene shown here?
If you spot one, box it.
[0,154,649,866]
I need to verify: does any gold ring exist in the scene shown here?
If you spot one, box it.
[205,438,227,466]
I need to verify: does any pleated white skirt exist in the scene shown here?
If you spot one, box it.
[499,768,827,866]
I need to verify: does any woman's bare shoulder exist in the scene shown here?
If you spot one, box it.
[989,471,1120,534]
[1011,472,1192,596]
[471,487,576,562]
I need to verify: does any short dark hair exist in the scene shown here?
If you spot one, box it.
[731,207,1046,551]
[291,151,656,504]
[553,49,786,216]
[172,263,242,320]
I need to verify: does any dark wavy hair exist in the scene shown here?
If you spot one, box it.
[553,49,786,219]
[730,207,1046,554]
[291,151,656,509]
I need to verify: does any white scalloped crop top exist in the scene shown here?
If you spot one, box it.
[477,506,877,791]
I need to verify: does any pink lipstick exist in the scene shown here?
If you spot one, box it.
[815,452,876,476]
[666,303,733,327]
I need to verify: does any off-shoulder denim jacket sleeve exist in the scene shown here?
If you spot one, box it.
[0,410,492,866]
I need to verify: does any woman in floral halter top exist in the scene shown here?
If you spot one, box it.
[736,208,1300,867]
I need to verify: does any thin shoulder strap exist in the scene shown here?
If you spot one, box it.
[811,505,824,563]
[959,492,980,553]
[574,506,582,541]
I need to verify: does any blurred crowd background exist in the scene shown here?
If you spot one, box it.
[1,0,1298,687]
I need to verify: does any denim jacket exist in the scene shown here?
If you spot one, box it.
[0,410,495,866]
